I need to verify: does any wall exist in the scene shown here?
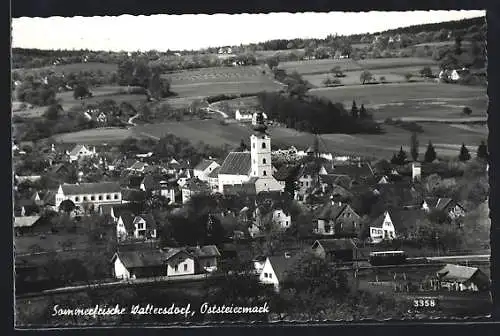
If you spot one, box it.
[259,260,280,286]
[166,255,195,276]
[114,257,131,279]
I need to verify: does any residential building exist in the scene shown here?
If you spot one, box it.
[55,182,122,209]
[259,256,294,290]
[311,239,358,262]
[207,167,220,193]
[315,201,361,236]
[112,250,167,279]
[235,109,253,122]
[422,197,466,220]
[436,264,490,292]
[181,178,210,204]
[116,213,157,241]
[412,162,422,181]
[127,161,149,174]
[369,211,396,243]
[193,159,220,181]
[14,215,42,236]
[67,144,96,162]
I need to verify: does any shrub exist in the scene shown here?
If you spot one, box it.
[463,107,472,115]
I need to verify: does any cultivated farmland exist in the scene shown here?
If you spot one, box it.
[52,127,135,144]
[13,62,118,76]
[164,66,284,99]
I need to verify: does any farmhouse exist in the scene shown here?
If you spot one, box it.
[422,197,466,220]
[234,109,253,122]
[368,210,396,243]
[67,144,96,162]
[315,201,360,236]
[311,239,358,262]
[436,264,490,292]
[112,250,167,279]
[216,112,283,194]
[14,215,42,236]
[116,213,157,241]
[193,159,220,181]
[55,182,122,209]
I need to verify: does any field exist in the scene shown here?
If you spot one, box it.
[310,82,487,119]
[163,66,284,101]
[52,127,135,144]
[13,62,118,75]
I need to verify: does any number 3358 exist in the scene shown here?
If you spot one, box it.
[413,299,436,307]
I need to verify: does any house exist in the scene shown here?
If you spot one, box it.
[235,109,253,122]
[411,162,422,181]
[253,256,267,274]
[14,215,42,236]
[272,209,292,230]
[55,182,122,209]
[112,250,166,279]
[193,159,220,181]
[368,210,396,243]
[187,245,221,273]
[181,178,210,204]
[259,256,294,290]
[139,175,159,194]
[315,201,361,236]
[127,161,150,174]
[67,144,96,162]
[164,248,196,277]
[251,112,268,126]
[158,180,177,204]
[436,264,490,292]
[311,239,358,262]
[121,188,147,204]
[14,199,40,217]
[207,167,220,193]
[422,198,466,220]
[116,213,157,241]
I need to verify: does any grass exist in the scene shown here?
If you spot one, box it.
[14,62,118,75]
[52,127,135,144]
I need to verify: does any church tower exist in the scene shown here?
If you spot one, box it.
[250,112,272,179]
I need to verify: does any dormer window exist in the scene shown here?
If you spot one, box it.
[262,142,266,149]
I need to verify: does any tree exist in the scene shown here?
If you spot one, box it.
[410,132,419,161]
[59,199,76,214]
[117,60,135,86]
[351,100,359,119]
[459,143,471,162]
[404,73,413,82]
[424,141,437,163]
[73,84,92,100]
[359,104,368,119]
[463,107,472,115]
[266,57,279,70]
[379,76,387,83]
[420,66,433,78]
[360,70,373,84]
[391,146,407,166]
[43,104,62,121]
[477,141,488,160]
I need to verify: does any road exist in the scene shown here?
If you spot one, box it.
[204,106,229,119]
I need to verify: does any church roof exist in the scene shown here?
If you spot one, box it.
[218,152,251,176]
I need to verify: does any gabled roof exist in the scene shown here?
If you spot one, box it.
[194,159,218,172]
[61,182,121,195]
[119,211,136,232]
[42,190,56,205]
[68,144,87,156]
[114,250,165,269]
[163,248,193,261]
[317,203,349,221]
[223,183,257,196]
[188,245,221,258]
[313,238,357,251]
[333,163,374,178]
[141,175,159,190]
[121,188,147,202]
[268,256,294,282]
[437,264,479,283]
[218,152,251,175]
[112,203,144,218]
[50,163,70,174]
[14,216,41,228]
[183,178,210,192]
[273,164,299,181]
[129,161,149,171]
[134,213,157,230]
[207,166,220,179]
[370,211,390,229]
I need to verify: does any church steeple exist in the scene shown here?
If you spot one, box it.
[253,111,268,135]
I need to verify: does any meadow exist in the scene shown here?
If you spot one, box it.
[13,62,118,76]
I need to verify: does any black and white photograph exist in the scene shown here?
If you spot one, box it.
[11,9,491,327]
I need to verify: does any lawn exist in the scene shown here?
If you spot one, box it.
[163,66,283,99]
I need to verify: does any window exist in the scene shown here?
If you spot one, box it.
[269,273,272,279]
[263,170,267,176]
[264,273,268,278]
[184,264,188,271]
[83,196,88,201]
[174,265,178,272]
[262,158,267,164]
[114,194,119,199]
[252,143,255,148]
[98,195,103,200]
[91,196,95,201]
[75,197,80,202]
[206,261,210,267]
[106,194,111,200]
[262,142,266,149]
[300,182,304,187]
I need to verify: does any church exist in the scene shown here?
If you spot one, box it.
[216,112,284,194]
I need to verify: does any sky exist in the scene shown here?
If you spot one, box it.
[12,10,485,52]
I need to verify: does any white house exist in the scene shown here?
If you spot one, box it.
[412,162,422,181]
[436,264,490,292]
[181,179,210,204]
[159,180,176,204]
[112,250,166,280]
[55,182,122,209]
[165,248,196,277]
[193,159,220,181]
[67,144,96,162]
[369,211,396,243]
[259,256,294,290]
[127,161,149,173]
[272,209,292,230]
[251,112,268,126]
[235,109,253,122]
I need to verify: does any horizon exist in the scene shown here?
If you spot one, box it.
[12,11,485,52]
